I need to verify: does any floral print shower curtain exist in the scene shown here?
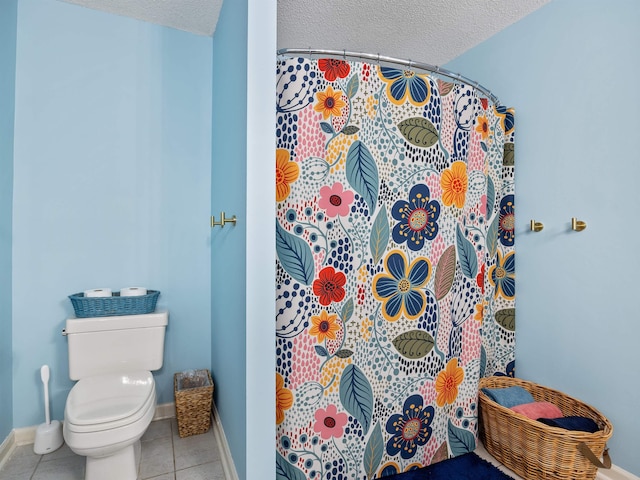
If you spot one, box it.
[275,56,515,480]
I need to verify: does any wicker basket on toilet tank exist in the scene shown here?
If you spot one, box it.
[478,376,612,480]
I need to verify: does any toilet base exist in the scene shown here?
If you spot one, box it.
[84,439,141,480]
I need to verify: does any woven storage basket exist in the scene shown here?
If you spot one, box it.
[68,290,160,317]
[174,369,214,438]
[478,376,613,480]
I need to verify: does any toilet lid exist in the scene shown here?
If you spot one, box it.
[66,371,155,427]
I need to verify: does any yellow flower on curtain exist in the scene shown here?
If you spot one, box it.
[475,115,490,140]
[309,310,340,343]
[276,373,293,425]
[276,148,299,202]
[440,161,468,208]
[434,358,464,407]
[314,85,346,119]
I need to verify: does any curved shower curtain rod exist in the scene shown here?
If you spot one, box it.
[277,48,500,106]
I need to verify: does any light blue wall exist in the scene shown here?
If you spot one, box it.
[211,0,248,477]
[0,0,18,442]
[245,0,276,478]
[12,0,212,428]
[447,0,640,474]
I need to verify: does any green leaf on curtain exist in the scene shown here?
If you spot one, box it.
[456,224,478,279]
[335,349,353,358]
[315,345,329,357]
[370,205,389,265]
[341,298,354,323]
[346,74,359,99]
[342,125,360,135]
[397,117,439,148]
[480,346,487,378]
[276,451,306,480]
[435,245,456,300]
[320,122,335,134]
[447,419,476,456]
[364,422,384,480]
[276,221,315,285]
[486,214,499,259]
[495,308,516,331]
[346,140,379,214]
[339,364,373,434]
[503,143,515,166]
[486,175,495,221]
[392,330,435,359]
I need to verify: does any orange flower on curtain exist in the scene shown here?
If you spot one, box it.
[276,373,293,425]
[313,266,347,306]
[318,58,351,82]
[276,149,299,202]
[314,86,346,119]
[435,358,464,407]
[440,161,468,208]
[475,115,490,140]
[309,310,340,343]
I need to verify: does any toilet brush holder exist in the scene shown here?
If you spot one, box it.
[33,365,63,454]
[34,420,63,454]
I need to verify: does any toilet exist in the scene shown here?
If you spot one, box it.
[62,311,168,480]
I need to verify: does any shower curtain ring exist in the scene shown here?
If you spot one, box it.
[409,59,414,71]
[343,49,346,61]
[377,53,380,65]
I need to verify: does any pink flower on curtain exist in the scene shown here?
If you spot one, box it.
[313,404,348,439]
[318,182,354,217]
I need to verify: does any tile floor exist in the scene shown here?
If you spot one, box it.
[0,418,226,480]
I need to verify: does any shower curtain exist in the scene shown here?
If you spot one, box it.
[276,56,515,479]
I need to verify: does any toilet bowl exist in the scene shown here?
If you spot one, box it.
[62,312,168,480]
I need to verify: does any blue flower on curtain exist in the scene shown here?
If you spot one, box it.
[488,250,515,300]
[372,250,430,322]
[385,394,434,459]
[391,184,440,251]
[498,194,515,246]
[378,67,431,106]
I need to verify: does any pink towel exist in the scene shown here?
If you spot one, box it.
[511,401,563,420]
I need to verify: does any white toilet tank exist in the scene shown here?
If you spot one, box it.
[64,311,168,380]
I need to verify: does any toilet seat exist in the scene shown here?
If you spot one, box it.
[65,371,155,433]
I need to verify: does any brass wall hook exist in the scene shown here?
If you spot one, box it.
[530,220,544,232]
[211,212,237,228]
[571,218,587,231]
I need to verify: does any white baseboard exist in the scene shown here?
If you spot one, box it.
[153,401,176,421]
[0,430,16,472]
[211,402,239,480]
[597,465,640,480]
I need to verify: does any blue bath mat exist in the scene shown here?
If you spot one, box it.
[383,452,515,480]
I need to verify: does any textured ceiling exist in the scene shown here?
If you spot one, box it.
[57,0,224,36]
[56,0,550,65]
[278,0,551,65]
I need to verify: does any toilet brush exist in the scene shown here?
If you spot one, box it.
[33,365,63,454]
